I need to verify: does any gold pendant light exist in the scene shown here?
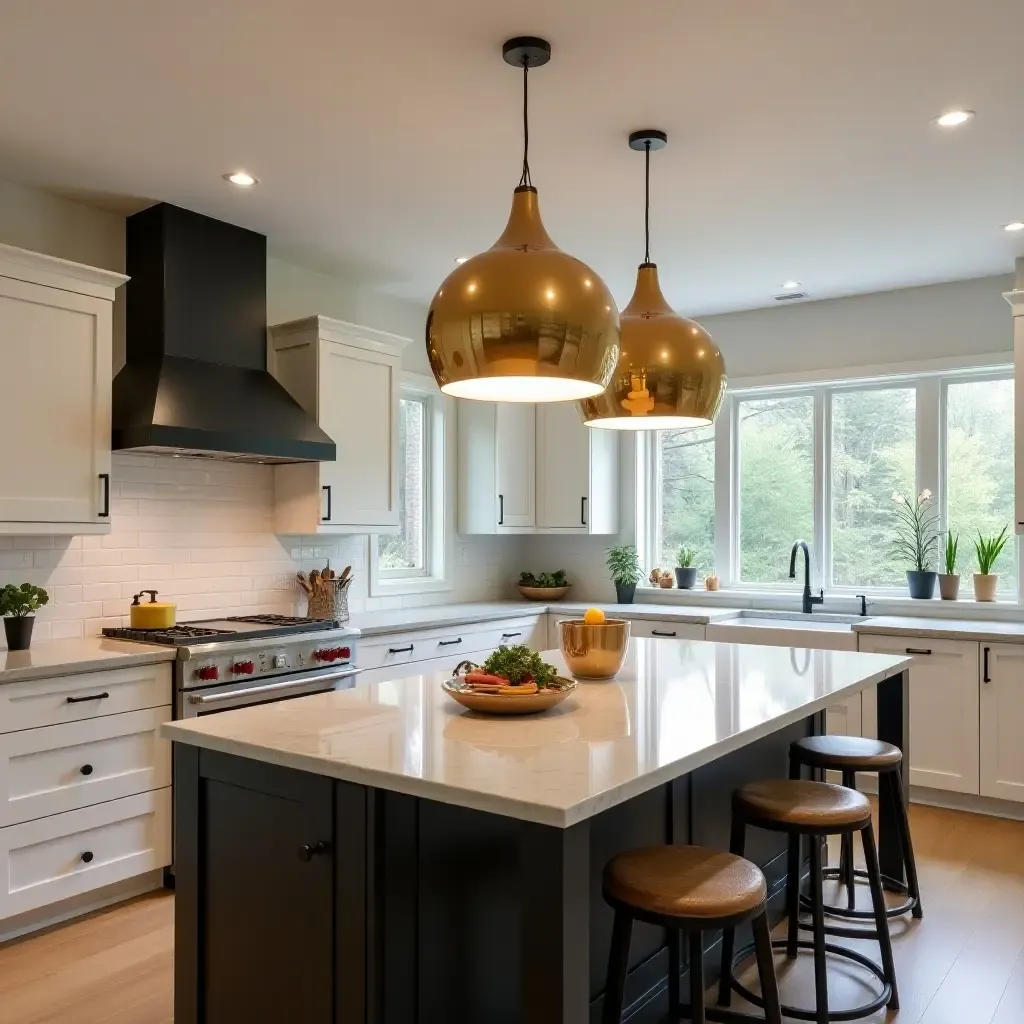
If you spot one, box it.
[426,38,620,403]
[579,130,726,428]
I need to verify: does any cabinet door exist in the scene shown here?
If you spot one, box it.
[318,338,399,529]
[536,403,589,529]
[858,634,980,794]
[980,643,1024,802]
[495,403,535,528]
[0,276,111,524]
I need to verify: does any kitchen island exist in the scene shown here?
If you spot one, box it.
[163,638,910,1024]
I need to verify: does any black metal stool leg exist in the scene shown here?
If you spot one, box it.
[785,833,800,959]
[751,910,783,1024]
[602,908,632,1024]
[718,815,746,1006]
[689,930,706,1024]
[841,769,857,910]
[809,836,830,1024]
[887,769,924,919]
[861,821,900,1011]
[668,927,681,1018]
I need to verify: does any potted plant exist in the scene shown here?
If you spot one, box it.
[517,570,571,601]
[0,583,49,651]
[891,490,939,599]
[973,526,1010,602]
[674,547,698,590]
[938,532,960,601]
[606,545,642,604]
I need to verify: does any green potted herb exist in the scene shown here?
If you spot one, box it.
[938,532,960,601]
[891,490,939,599]
[674,546,698,590]
[0,583,49,650]
[973,526,1010,602]
[606,545,642,604]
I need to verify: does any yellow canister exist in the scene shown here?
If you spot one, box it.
[129,590,176,629]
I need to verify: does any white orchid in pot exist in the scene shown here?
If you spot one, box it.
[891,490,939,599]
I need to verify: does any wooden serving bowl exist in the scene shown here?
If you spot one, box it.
[442,676,577,715]
[517,585,571,602]
[558,618,631,679]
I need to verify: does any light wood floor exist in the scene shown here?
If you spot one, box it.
[0,803,1021,1023]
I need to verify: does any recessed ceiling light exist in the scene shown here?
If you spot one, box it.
[454,257,468,264]
[934,110,974,128]
[781,280,801,290]
[223,170,258,187]
[1004,222,1024,233]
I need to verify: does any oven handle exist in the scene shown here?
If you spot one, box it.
[186,667,361,706]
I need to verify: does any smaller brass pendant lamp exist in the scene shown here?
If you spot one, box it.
[578,130,726,429]
[425,38,620,403]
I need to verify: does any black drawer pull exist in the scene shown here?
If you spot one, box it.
[501,632,522,639]
[905,648,932,656]
[388,645,414,654]
[66,692,109,704]
[298,840,331,862]
[438,638,463,647]
[81,851,94,864]
[651,630,677,638]
[80,764,94,776]
[983,646,991,683]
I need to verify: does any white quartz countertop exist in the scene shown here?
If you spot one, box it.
[162,638,910,828]
[854,616,1024,643]
[350,600,732,636]
[0,636,175,684]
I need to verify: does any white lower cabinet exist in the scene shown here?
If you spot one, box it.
[858,634,980,795]
[980,642,1024,802]
[0,788,171,920]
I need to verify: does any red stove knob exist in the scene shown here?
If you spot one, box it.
[339,646,351,660]
[313,648,331,662]
[232,661,254,675]
[196,665,219,681]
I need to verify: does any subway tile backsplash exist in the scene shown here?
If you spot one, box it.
[0,453,521,647]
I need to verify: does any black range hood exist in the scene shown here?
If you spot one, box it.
[112,203,336,463]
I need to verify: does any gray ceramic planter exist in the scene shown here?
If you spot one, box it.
[906,570,937,600]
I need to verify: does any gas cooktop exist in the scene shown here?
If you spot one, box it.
[103,614,344,647]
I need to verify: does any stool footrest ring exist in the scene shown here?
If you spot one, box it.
[725,938,892,1022]
[799,866,918,919]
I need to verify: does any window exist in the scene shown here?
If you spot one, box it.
[946,377,1016,594]
[378,396,427,576]
[831,388,916,587]
[657,424,715,572]
[738,396,814,584]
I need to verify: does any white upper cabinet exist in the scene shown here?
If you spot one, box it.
[0,244,126,534]
[980,642,1024,803]
[269,316,410,534]
[858,633,980,795]
[457,400,619,535]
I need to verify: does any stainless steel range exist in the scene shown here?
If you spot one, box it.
[103,614,360,718]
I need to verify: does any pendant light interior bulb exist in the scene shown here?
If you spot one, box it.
[578,130,726,429]
[425,38,620,403]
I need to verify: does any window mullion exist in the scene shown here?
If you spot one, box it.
[715,398,734,585]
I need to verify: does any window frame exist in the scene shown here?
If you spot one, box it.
[368,373,454,597]
[643,363,1020,603]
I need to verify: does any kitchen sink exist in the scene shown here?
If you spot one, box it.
[707,610,862,651]
[717,610,862,630]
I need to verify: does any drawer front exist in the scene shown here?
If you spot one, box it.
[622,619,706,641]
[0,788,171,921]
[0,663,172,734]
[0,707,172,827]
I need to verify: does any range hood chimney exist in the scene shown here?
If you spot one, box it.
[112,203,336,463]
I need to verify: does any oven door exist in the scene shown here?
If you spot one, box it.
[178,665,360,719]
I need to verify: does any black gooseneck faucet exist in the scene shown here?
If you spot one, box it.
[789,540,824,615]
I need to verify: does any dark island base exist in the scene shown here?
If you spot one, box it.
[175,672,909,1024]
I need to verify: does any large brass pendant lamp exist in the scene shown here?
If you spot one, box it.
[426,38,620,402]
[579,130,726,428]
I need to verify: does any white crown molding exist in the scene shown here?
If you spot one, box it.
[0,242,127,300]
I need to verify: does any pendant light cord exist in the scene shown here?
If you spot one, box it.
[644,140,652,263]
[519,59,532,188]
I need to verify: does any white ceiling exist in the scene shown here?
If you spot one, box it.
[0,0,1022,315]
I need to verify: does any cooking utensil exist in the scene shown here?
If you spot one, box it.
[129,590,177,629]
[558,618,631,679]
[296,572,311,595]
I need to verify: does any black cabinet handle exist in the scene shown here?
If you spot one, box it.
[322,485,332,522]
[438,638,463,647]
[80,764,94,776]
[651,630,677,638]
[501,632,522,639]
[67,692,109,704]
[905,648,932,656]
[81,851,94,863]
[498,493,504,526]
[581,496,587,526]
[388,645,414,654]
[98,473,110,517]
[298,840,331,862]
[983,646,991,683]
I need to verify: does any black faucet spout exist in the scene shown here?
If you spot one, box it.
[789,540,823,614]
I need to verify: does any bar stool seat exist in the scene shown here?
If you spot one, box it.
[792,735,903,770]
[734,778,871,830]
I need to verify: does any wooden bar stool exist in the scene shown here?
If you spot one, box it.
[718,780,899,1024]
[602,845,783,1024]
[790,735,923,920]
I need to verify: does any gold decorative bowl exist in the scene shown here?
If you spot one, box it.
[442,676,577,715]
[517,584,571,602]
[558,619,631,679]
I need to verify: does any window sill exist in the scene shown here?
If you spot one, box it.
[368,574,454,599]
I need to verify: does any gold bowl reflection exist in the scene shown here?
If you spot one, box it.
[558,619,630,679]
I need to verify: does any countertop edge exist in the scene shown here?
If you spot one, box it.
[854,620,1024,642]
[0,644,177,684]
